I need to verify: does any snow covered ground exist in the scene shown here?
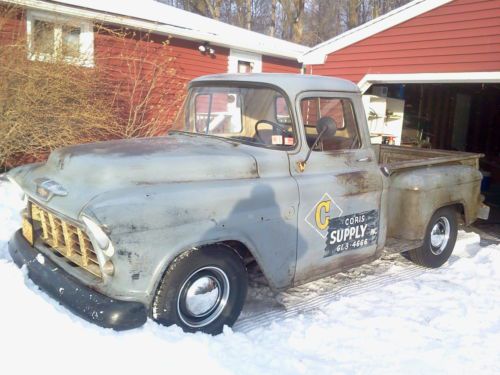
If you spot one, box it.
[1,179,499,375]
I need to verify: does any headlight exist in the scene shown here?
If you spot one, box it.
[102,260,115,276]
[81,216,114,257]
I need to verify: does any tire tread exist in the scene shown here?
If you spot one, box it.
[404,206,458,268]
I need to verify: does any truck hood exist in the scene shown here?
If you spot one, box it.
[8,134,258,219]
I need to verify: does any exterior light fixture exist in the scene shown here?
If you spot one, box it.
[198,42,215,56]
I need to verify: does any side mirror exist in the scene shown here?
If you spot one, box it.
[316,116,337,138]
[297,116,337,172]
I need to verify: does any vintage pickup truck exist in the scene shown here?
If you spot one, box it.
[8,74,489,334]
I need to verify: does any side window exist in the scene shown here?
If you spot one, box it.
[300,97,360,151]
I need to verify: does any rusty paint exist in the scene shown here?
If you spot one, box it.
[6,75,487,314]
[336,171,371,194]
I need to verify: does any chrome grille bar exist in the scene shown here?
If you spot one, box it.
[30,202,102,278]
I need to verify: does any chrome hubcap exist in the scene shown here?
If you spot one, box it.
[185,276,220,317]
[177,266,230,328]
[430,217,450,255]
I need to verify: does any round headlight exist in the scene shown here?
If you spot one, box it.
[102,260,115,276]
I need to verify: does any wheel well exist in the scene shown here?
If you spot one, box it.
[151,240,265,314]
[221,240,258,266]
[442,203,466,225]
[219,240,268,285]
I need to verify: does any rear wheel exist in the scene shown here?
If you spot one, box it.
[153,245,248,334]
[404,207,458,268]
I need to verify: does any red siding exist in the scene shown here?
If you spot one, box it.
[168,38,230,80]
[263,55,302,73]
[1,5,301,133]
[311,0,500,82]
[94,30,230,130]
[0,6,25,45]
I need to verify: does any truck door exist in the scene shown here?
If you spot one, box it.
[289,93,384,285]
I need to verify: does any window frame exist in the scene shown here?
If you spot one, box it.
[297,94,363,152]
[175,82,299,151]
[26,10,94,67]
[274,95,293,125]
[228,49,262,73]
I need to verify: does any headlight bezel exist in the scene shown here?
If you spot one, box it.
[81,215,115,257]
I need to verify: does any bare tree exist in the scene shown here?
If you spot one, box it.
[157,0,412,45]
[270,0,277,36]
[347,0,360,29]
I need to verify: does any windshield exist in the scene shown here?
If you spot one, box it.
[171,86,296,148]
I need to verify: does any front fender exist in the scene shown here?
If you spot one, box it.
[83,179,298,306]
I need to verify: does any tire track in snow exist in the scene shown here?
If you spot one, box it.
[234,237,481,333]
[234,259,423,333]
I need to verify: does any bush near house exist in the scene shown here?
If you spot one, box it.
[0,6,185,171]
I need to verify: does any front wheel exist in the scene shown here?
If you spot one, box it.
[153,245,248,334]
[404,207,458,268]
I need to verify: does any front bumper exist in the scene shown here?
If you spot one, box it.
[8,230,147,330]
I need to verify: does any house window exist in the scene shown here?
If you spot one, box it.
[238,60,253,73]
[27,10,94,67]
[228,49,262,73]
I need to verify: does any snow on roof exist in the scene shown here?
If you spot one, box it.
[301,0,452,64]
[6,0,308,59]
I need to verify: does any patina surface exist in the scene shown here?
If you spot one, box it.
[8,73,487,311]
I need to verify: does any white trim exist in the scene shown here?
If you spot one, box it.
[300,0,452,64]
[228,49,262,73]
[5,0,307,60]
[358,72,500,93]
[26,9,94,67]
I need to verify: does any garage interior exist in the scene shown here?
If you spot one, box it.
[365,82,500,240]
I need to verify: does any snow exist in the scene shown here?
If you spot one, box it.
[0,178,499,374]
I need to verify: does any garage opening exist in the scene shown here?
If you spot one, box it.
[364,82,500,239]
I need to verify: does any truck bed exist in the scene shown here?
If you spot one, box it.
[376,144,485,244]
[373,145,483,175]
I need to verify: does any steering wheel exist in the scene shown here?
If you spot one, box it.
[254,120,290,144]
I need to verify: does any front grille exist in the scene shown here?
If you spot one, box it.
[30,202,102,278]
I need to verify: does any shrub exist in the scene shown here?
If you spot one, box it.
[0,6,185,170]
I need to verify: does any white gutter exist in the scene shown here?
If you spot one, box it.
[358,72,500,93]
[4,0,307,60]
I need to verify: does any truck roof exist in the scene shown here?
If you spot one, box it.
[191,73,360,95]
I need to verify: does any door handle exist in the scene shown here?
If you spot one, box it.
[356,157,372,162]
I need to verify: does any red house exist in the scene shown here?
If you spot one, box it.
[301,0,500,182]
[1,0,306,132]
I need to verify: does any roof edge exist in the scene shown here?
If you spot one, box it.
[300,0,452,64]
[358,71,500,92]
[3,0,307,60]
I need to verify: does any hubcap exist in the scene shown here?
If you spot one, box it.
[185,276,220,317]
[430,217,450,255]
[177,266,230,328]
